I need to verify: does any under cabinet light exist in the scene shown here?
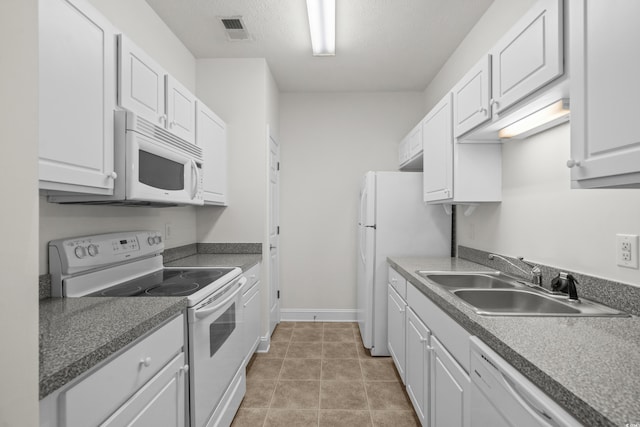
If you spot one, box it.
[306,0,335,56]
[499,99,570,139]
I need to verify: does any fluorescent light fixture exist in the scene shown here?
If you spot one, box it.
[499,99,570,139]
[306,0,335,56]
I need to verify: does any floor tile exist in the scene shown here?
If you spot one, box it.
[360,358,398,381]
[323,328,356,343]
[320,381,368,410]
[370,410,420,427]
[281,358,322,380]
[323,342,358,359]
[271,380,321,409]
[292,328,324,342]
[240,379,276,408]
[271,328,293,342]
[247,358,284,381]
[287,342,323,359]
[258,341,289,359]
[321,359,363,381]
[319,410,372,427]
[265,409,319,427]
[294,322,324,330]
[231,408,268,427]
[277,322,296,329]
[356,339,371,359]
[365,382,412,410]
[324,322,356,329]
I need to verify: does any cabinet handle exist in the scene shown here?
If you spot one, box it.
[159,114,167,123]
[399,307,405,313]
[108,171,117,180]
[490,99,499,108]
[170,121,175,128]
[420,337,428,343]
[566,159,582,168]
[179,364,189,374]
[139,357,152,367]
[477,107,487,115]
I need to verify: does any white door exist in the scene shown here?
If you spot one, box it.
[423,93,454,203]
[431,336,470,427]
[196,101,227,205]
[39,0,116,194]
[387,285,406,383]
[268,129,280,335]
[166,76,196,144]
[118,35,166,127]
[406,307,431,426]
[452,55,491,137]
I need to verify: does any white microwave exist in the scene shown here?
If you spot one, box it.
[49,111,204,206]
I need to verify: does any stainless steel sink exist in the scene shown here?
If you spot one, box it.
[451,289,629,317]
[418,272,519,289]
[416,271,629,317]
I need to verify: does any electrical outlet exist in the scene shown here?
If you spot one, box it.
[165,223,172,241]
[616,234,638,268]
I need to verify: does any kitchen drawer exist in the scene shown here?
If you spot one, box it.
[243,263,260,291]
[407,284,470,372]
[388,267,407,299]
[62,315,184,427]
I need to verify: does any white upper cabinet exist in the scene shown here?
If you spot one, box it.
[118,35,196,144]
[453,55,491,137]
[39,0,117,195]
[423,93,502,205]
[399,123,423,170]
[491,0,563,115]
[569,0,640,188]
[196,101,228,205]
[118,35,166,127]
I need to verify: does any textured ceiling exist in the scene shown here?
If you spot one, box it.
[144,0,494,92]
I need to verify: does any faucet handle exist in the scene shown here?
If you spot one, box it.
[517,256,541,272]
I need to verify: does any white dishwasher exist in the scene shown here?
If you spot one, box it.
[469,337,583,427]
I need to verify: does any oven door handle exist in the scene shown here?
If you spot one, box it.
[195,277,247,319]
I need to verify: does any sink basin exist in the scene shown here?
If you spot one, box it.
[419,273,518,289]
[451,289,629,317]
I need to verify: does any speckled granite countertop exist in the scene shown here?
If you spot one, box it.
[39,297,186,399]
[388,257,640,427]
[164,253,261,271]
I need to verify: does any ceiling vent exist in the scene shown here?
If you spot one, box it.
[219,16,251,41]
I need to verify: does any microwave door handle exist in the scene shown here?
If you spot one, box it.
[195,277,247,319]
[191,160,199,199]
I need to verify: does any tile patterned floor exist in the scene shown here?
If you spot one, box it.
[231,321,420,427]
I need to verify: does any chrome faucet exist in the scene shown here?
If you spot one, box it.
[488,254,543,286]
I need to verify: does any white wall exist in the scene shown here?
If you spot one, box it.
[195,59,270,243]
[39,0,199,275]
[0,0,39,425]
[426,0,640,288]
[278,92,425,311]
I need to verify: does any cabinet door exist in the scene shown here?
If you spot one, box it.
[453,55,491,137]
[166,76,196,144]
[243,283,261,363]
[39,0,116,194]
[491,0,563,114]
[101,353,187,427]
[387,285,406,383]
[408,123,423,159]
[405,308,430,426]
[570,0,640,188]
[118,35,166,127]
[398,136,409,166]
[431,336,470,427]
[423,93,454,203]
[196,101,228,205]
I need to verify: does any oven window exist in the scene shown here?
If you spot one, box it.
[209,302,236,357]
[139,150,184,190]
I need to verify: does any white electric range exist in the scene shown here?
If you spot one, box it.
[49,231,247,427]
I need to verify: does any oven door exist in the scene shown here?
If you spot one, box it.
[126,131,203,205]
[188,275,246,427]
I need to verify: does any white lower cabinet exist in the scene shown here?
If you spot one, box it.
[242,263,262,365]
[405,307,430,425]
[40,315,187,427]
[387,284,407,383]
[431,336,470,427]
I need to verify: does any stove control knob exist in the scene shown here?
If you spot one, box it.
[87,244,99,257]
[147,236,155,245]
[74,246,87,259]
[154,236,162,244]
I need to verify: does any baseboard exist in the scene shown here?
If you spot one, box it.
[256,335,270,353]
[279,309,357,322]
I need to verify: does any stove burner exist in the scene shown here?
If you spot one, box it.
[99,286,144,297]
[182,270,225,280]
[145,282,200,296]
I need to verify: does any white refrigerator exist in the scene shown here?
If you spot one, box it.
[357,171,451,356]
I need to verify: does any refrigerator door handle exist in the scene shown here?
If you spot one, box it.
[359,226,366,264]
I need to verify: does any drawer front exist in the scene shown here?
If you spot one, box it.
[388,267,407,299]
[243,263,261,292]
[407,284,470,372]
[62,315,184,427]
